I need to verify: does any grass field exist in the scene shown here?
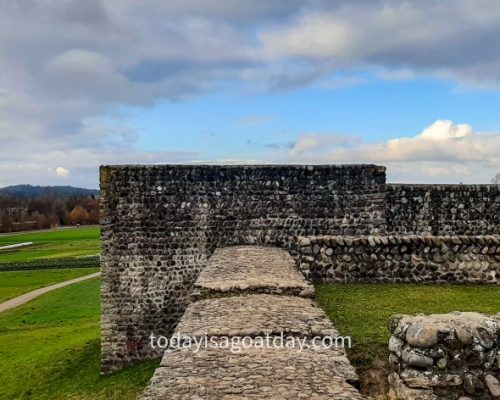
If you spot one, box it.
[1,278,498,399]
[0,268,100,303]
[0,227,100,262]
[316,283,500,394]
[0,229,498,397]
[0,278,157,400]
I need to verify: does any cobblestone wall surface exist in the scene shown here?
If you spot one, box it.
[292,235,500,284]
[387,184,500,235]
[100,164,386,371]
[387,312,500,400]
[100,165,500,372]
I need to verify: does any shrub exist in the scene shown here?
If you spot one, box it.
[0,256,100,271]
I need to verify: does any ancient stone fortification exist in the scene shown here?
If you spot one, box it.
[100,164,500,371]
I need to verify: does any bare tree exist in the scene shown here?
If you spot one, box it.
[492,173,500,184]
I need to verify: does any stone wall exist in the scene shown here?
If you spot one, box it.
[387,184,500,235]
[292,235,500,284]
[387,312,500,399]
[100,164,386,371]
[100,164,500,372]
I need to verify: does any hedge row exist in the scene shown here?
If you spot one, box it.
[0,256,100,271]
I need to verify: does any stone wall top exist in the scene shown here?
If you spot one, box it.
[388,183,500,189]
[296,234,500,246]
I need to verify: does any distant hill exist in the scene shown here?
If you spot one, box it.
[0,185,99,199]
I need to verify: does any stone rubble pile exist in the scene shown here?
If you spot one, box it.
[388,312,500,399]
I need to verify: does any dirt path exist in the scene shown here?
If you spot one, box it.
[0,271,101,313]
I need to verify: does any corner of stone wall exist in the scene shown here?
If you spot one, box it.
[99,165,110,185]
[99,165,114,374]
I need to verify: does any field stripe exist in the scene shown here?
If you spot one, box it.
[0,242,33,250]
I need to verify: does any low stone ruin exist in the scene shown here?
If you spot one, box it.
[141,246,363,399]
[388,312,500,399]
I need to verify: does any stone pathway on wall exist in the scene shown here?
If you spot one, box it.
[175,294,339,338]
[141,245,364,400]
[192,246,316,299]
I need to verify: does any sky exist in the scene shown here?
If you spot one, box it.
[1,0,500,189]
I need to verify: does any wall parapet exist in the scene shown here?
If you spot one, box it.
[292,235,500,284]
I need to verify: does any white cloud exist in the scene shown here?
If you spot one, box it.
[0,111,199,187]
[419,120,472,141]
[375,68,415,81]
[260,0,500,85]
[46,49,114,76]
[55,166,70,177]
[286,120,500,183]
[1,1,500,187]
[317,75,367,89]
[261,15,357,60]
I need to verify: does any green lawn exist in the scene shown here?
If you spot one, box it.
[316,284,500,362]
[0,268,100,303]
[0,278,157,400]
[316,283,500,394]
[1,276,498,399]
[0,227,100,262]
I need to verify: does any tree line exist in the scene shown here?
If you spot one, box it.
[0,194,99,232]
